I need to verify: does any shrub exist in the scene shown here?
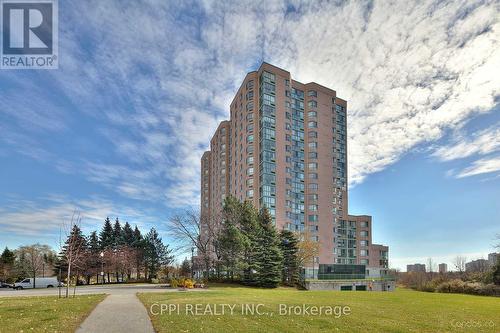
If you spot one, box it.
[177,278,194,289]
[184,279,194,289]
[435,279,500,296]
[170,278,178,288]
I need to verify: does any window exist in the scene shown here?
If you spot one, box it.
[247,134,254,143]
[247,189,254,197]
[308,173,318,179]
[247,124,254,132]
[246,102,254,111]
[360,259,369,265]
[308,152,317,159]
[247,167,254,175]
[308,121,317,128]
[308,100,317,108]
[308,90,317,97]
[308,183,318,190]
[360,221,368,227]
[246,145,254,154]
[308,194,318,201]
[246,80,254,89]
[309,131,317,138]
[308,111,317,118]
[308,142,317,149]
[308,215,318,222]
[246,178,253,186]
[360,250,369,256]
[308,162,318,170]
[308,204,318,211]
[246,156,254,164]
[360,240,369,246]
[360,231,368,237]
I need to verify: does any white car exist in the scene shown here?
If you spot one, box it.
[14,277,59,290]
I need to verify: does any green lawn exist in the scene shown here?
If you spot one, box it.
[0,294,106,333]
[138,285,500,333]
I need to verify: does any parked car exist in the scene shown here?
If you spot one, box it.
[13,277,59,290]
[0,281,11,288]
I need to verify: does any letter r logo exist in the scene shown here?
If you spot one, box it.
[2,1,53,54]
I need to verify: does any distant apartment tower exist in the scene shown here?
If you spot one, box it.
[407,264,426,273]
[438,263,447,274]
[488,253,498,265]
[465,258,490,272]
[200,62,389,274]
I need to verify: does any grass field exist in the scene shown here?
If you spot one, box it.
[138,285,500,333]
[0,294,106,333]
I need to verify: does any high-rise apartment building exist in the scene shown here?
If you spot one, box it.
[201,63,389,276]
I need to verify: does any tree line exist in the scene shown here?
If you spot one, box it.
[0,217,174,290]
[169,196,315,288]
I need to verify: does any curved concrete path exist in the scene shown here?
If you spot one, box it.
[76,293,154,333]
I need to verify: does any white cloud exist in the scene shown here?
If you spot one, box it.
[1,0,499,210]
[455,156,500,178]
[0,195,158,244]
[433,125,500,161]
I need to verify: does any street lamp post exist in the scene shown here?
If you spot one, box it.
[100,252,104,286]
[191,247,195,279]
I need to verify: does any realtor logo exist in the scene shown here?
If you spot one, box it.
[1,0,58,69]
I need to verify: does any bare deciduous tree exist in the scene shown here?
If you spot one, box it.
[296,230,320,278]
[16,244,52,288]
[167,210,222,279]
[61,212,87,298]
[427,257,436,273]
[453,255,467,274]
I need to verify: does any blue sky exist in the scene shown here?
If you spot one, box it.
[0,0,499,270]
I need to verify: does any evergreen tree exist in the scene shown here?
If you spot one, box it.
[132,226,142,247]
[279,230,299,286]
[100,217,114,250]
[180,258,191,277]
[61,225,88,279]
[143,228,173,280]
[113,218,123,247]
[88,231,100,254]
[239,201,260,285]
[87,231,101,283]
[122,222,135,246]
[254,208,283,288]
[1,247,15,265]
[219,221,244,280]
[132,226,144,279]
[1,247,16,282]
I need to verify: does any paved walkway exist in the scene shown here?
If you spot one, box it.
[76,293,155,333]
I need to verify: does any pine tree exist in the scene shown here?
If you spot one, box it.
[113,218,123,247]
[1,247,15,265]
[180,258,191,278]
[122,222,135,247]
[132,226,143,279]
[143,228,173,280]
[100,217,114,250]
[87,231,101,283]
[219,221,244,280]
[279,230,299,286]
[1,247,16,282]
[132,226,142,247]
[254,208,283,288]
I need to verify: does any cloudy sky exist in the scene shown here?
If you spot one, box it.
[1,0,499,270]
